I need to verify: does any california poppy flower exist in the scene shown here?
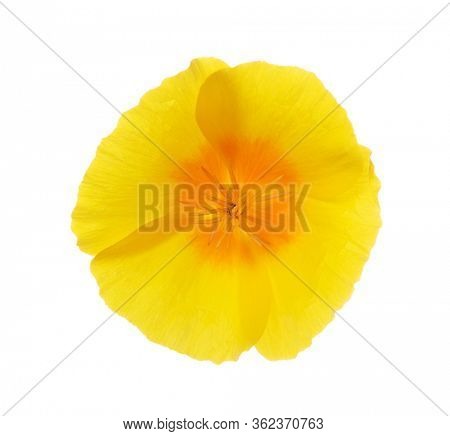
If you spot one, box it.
[72,58,381,363]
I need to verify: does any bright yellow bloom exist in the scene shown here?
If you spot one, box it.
[72,58,381,363]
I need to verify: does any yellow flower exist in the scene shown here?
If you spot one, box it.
[72,58,381,363]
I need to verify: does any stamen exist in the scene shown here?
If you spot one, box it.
[253,190,294,204]
[201,166,228,193]
[208,218,224,246]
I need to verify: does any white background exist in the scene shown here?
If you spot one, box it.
[1,0,449,434]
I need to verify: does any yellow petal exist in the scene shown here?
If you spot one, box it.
[256,160,381,359]
[195,61,364,199]
[196,61,352,145]
[91,229,271,363]
[72,58,228,255]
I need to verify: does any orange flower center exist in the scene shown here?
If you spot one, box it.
[174,138,304,264]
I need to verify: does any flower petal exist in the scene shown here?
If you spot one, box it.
[195,61,364,199]
[72,58,228,255]
[256,160,381,359]
[91,230,271,363]
[196,61,353,145]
